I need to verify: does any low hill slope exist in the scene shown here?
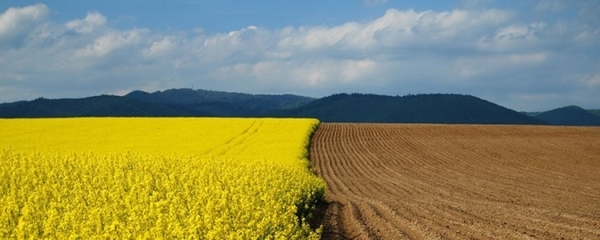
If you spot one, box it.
[0,88,315,118]
[125,88,315,115]
[2,90,596,126]
[533,106,600,126]
[586,109,600,118]
[0,96,198,117]
[277,93,546,124]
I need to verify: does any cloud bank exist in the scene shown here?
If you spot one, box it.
[0,2,599,111]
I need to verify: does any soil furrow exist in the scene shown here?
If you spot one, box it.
[311,123,600,239]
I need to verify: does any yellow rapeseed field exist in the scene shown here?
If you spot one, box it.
[0,117,325,239]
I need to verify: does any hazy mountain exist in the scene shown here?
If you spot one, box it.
[273,93,547,124]
[532,106,600,126]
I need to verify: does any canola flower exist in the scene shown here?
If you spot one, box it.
[0,118,325,239]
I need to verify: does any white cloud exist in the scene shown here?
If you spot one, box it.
[76,30,144,57]
[291,23,362,49]
[0,3,598,111]
[476,22,547,52]
[0,4,48,48]
[414,9,513,43]
[143,37,176,58]
[495,25,532,41]
[288,59,378,86]
[65,12,106,34]
[276,8,512,53]
[340,59,377,82]
[0,4,48,34]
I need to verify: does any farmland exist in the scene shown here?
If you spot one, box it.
[3,118,600,239]
[0,118,325,239]
[311,123,600,239]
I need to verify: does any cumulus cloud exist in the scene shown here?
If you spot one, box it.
[0,3,599,111]
[76,30,143,57]
[65,12,106,34]
[0,4,48,48]
[143,37,176,58]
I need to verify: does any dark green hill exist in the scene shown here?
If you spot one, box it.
[0,95,198,118]
[274,93,547,124]
[2,89,598,126]
[125,88,314,115]
[589,109,600,118]
[0,95,199,118]
[0,89,315,118]
[532,106,600,126]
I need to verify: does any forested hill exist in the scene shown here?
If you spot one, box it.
[125,88,314,110]
[2,89,599,125]
[0,95,197,117]
[529,106,600,126]
[0,89,315,118]
[273,93,547,124]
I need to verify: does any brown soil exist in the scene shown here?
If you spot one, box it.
[310,123,600,239]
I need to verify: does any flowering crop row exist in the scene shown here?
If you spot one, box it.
[0,118,325,239]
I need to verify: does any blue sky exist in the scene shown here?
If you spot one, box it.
[1,0,599,111]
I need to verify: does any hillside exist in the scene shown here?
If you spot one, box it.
[532,106,600,126]
[275,93,546,124]
[3,89,599,125]
[125,88,315,114]
[0,95,198,117]
[0,89,315,118]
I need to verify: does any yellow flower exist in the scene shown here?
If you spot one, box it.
[0,118,324,239]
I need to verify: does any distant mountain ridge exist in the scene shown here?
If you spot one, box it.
[0,95,198,117]
[529,106,600,126]
[1,89,599,126]
[126,89,313,110]
[273,93,547,124]
[125,88,315,116]
[0,89,314,118]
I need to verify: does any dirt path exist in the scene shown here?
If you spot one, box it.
[310,123,600,239]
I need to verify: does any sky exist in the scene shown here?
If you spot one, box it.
[0,0,599,111]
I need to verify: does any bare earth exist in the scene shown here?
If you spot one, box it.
[310,123,600,239]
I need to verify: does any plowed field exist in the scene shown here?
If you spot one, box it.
[310,124,600,239]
